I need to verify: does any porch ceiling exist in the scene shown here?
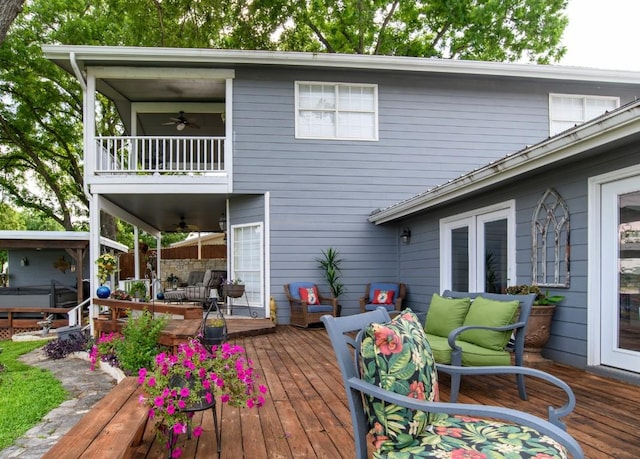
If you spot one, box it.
[104,193,227,234]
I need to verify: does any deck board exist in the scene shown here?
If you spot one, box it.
[55,324,640,458]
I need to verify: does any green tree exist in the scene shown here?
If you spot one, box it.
[0,0,569,240]
[0,0,25,43]
[231,0,568,62]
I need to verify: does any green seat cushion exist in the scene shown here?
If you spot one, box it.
[372,414,568,459]
[426,334,511,366]
[424,293,471,338]
[458,296,520,351]
[424,334,452,364]
[359,309,439,450]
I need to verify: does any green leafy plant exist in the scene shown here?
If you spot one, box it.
[505,285,565,305]
[89,310,169,375]
[316,247,345,298]
[137,338,267,457]
[127,280,148,299]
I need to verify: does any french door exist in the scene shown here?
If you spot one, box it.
[600,178,640,371]
[441,202,516,293]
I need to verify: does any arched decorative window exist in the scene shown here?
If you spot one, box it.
[532,188,570,287]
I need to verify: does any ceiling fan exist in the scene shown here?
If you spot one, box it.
[162,111,200,131]
[173,215,200,233]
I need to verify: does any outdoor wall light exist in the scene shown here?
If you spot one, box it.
[400,227,411,244]
[218,212,227,232]
[20,257,29,267]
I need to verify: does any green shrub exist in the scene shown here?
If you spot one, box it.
[114,309,169,374]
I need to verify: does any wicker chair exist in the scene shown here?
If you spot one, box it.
[284,282,338,328]
[359,282,406,312]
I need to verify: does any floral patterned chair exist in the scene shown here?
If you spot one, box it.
[321,308,584,459]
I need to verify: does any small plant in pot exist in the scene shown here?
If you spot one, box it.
[137,338,267,457]
[222,279,245,298]
[128,280,148,301]
[316,247,345,315]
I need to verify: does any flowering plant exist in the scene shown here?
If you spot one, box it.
[96,253,118,284]
[110,289,132,301]
[137,338,267,457]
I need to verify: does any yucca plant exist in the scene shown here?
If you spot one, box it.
[316,247,345,299]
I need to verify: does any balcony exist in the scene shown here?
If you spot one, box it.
[95,136,225,175]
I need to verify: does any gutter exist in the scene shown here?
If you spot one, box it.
[369,101,640,224]
[42,45,640,85]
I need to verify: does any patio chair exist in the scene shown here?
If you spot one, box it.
[284,282,338,328]
[359,282,406,312]
[425,290,537,402]
[321,308,584,459]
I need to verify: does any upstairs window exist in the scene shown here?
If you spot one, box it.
[549,94,619,136]
[295,82,378,140]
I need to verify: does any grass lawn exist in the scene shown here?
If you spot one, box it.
[0,340,67,450]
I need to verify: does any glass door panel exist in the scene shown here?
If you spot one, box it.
[617,192,640,353]
[601,179,640,371]
[484,219,508,293]
[451,227,469,291]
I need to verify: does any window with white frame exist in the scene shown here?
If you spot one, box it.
[549,94,619,136]
[440,202,516,293]
[295,82,378,140]
[231,223,263,307]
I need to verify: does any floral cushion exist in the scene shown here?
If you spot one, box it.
[359,309,440,450]
[372,414,568,458]
[360,310,568,459]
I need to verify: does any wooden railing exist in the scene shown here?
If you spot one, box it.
[95,136,225,174]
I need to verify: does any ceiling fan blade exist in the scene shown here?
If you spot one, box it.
[187,121,200,129]
[162,121,176,125]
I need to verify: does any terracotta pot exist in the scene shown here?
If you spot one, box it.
[524,305,556,363]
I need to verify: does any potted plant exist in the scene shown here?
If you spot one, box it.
[95,253,118,297]
[505,284,565,363]
[222,279,245,298]
[126,280,148,301]
[166,273,179,289]
[137,338,267,457]
[316,248,345,315]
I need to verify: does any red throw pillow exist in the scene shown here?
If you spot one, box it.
[372,289,395,305]
[299,286,320,305]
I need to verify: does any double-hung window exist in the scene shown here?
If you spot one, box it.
[549,93,619,136]
[440,201,516,293]
[295,82,378,140]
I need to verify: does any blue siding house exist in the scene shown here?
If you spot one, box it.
[42,46,640,378]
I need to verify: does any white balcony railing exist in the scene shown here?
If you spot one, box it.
[95,136,225,174]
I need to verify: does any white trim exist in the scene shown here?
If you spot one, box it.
[225,77,233,193]
[131,102,224,113]
[587,164,640,367]
[440,201,516,292]
[43,45,640,85]
[231,222,265,311]
[294,81,378,141]
[89,66,235,79]
[264,192,271,319]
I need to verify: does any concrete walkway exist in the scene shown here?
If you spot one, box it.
[0,348,117,458]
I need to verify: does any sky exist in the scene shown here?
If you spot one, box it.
[560,0,640,71]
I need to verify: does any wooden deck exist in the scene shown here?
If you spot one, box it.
[71,325,640,458]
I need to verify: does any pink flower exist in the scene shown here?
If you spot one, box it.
[193,426,203,437]
[374,326,403,355]
[154,396,165,407]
